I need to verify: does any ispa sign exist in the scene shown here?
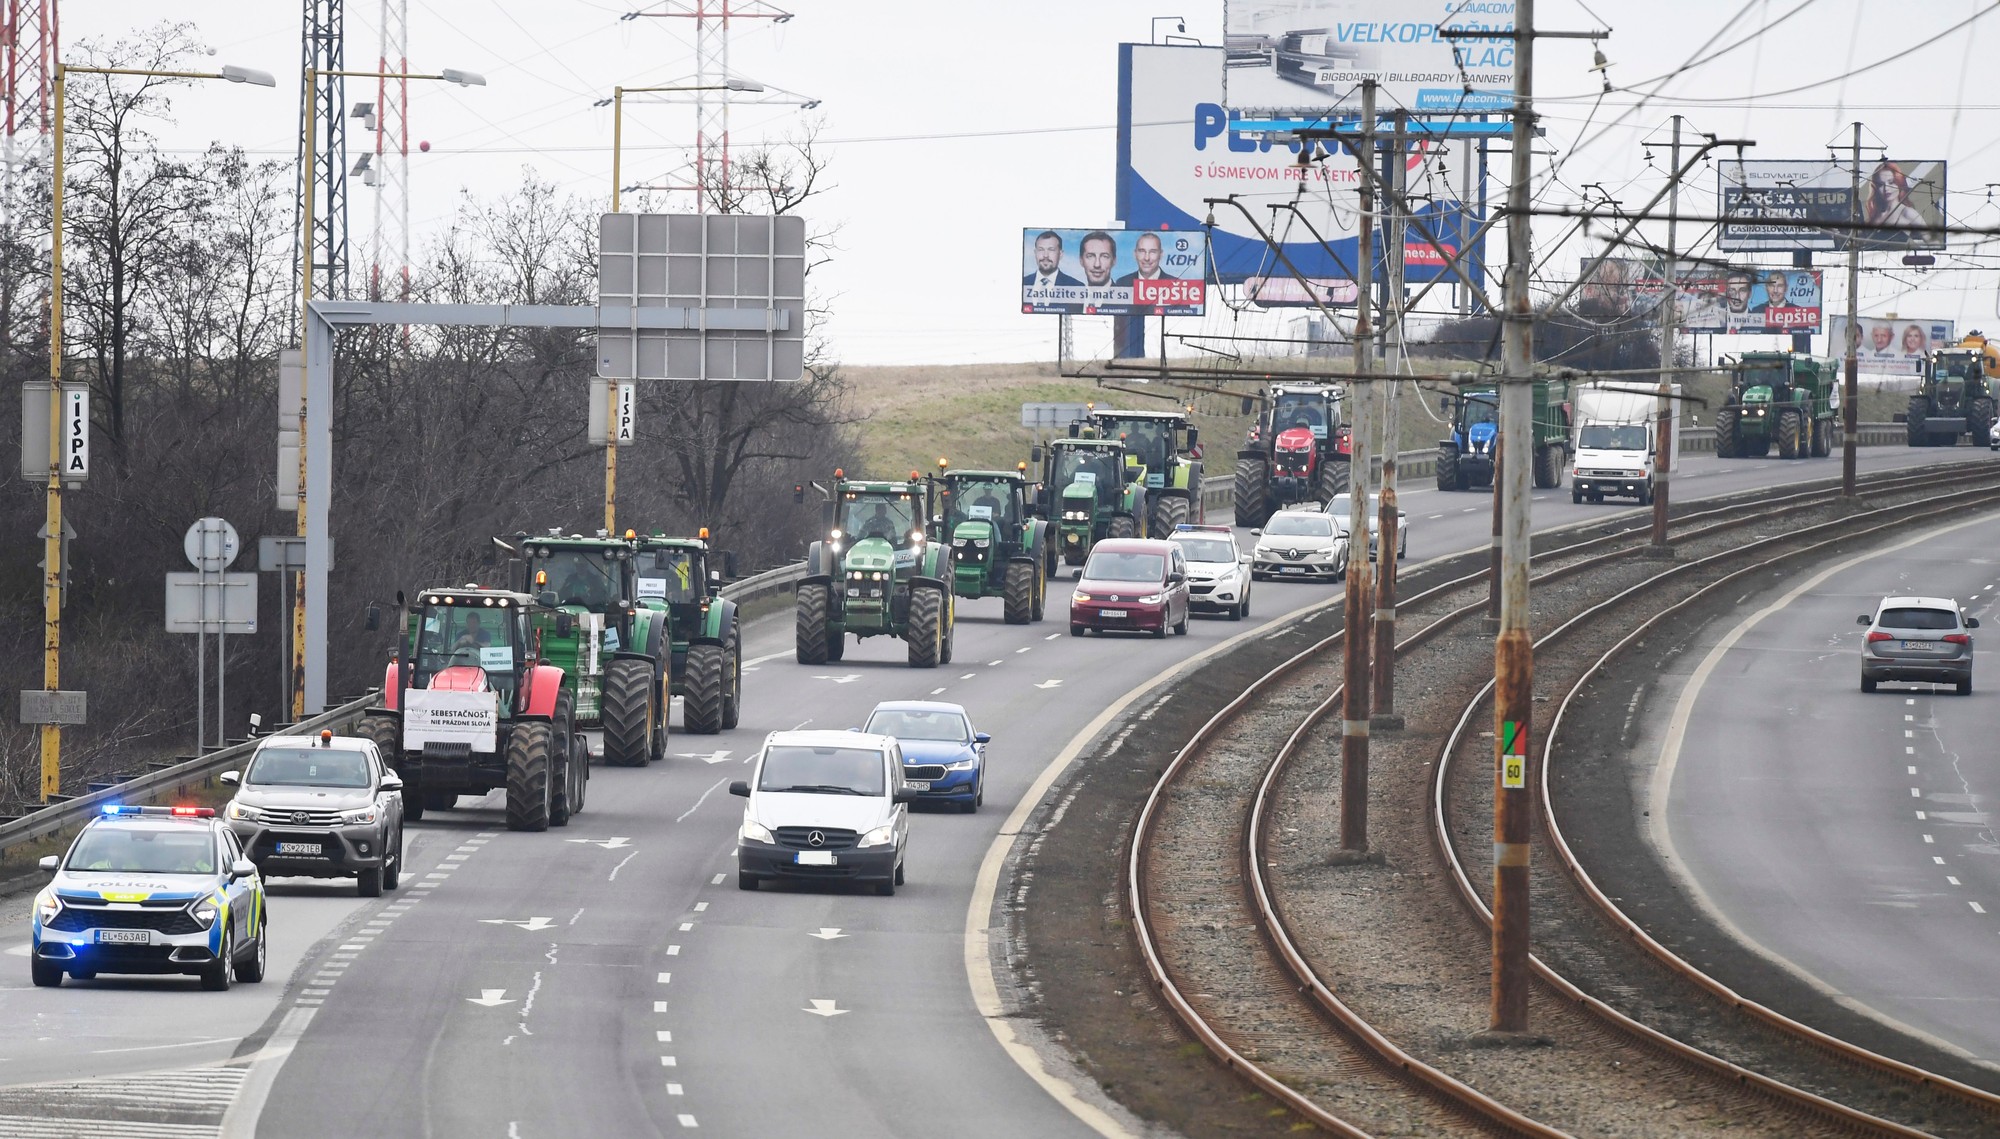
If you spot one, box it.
[1118,43,1481,298]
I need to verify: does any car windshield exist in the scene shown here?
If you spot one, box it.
[839,493,918,546]
[66,828,216,875]
[531,549,623,610]
[246,748,372,788]
[1579,424,1649,450]
[864,708,970,742]
[1879,607,1960,631]
[1266,513,1333,537]
[1175,538,1237,563]
[1083,551,1165,583]
[757,745,886,795]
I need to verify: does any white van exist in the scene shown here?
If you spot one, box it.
[730,730,914,895]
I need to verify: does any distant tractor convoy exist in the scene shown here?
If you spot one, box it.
[1438,377,1572,491]
[1235,383,1350,527]
[1715,351,1836,459]
[1906,333,1998,448]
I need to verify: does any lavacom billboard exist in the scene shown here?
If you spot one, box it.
[1572,259,1823,335]
[1118,43,1481,298]
[1222,0,1515,114]
[1021,228,1207,316]
[1719,158,1947,253]
[1828,316,1957,373]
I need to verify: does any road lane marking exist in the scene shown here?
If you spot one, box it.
[88,1036,234,1055]
[809,928,847,940]
[657,1030,673,1042]
[1913,788,1922,797]
[988,660,1004,666]
[658,972,672,983]
[678,1116,698,1129]
[1905,730,1914,738]
[1908,765,1917,773]
[960,673,977,680]
[660,1056,678,1066]
[480,917,554,931]
[1935,857,1947,865]
[655,1000,669,1012]
[467,989,515,1007]
[667,1083,683,1095]
[567,836,633,849]
[677,778,728,823]
[1918,811,1928,819]
[678,922,693,931]
[1428,513,1444,519]
[1045,633,1061,640]
[667,945,680,955]
[1949,877,1962,885]
[931,687,948,695]
[694,902,708,912]
[1925,834,1935,843]
[1973,902,1988,914]
[1034,679,1064,690]
[711,873,725,885]
[803,999,849,1017]
[609,851,639,880]
[1016,646,1032,653]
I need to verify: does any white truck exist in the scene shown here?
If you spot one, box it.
[1570,382,1679,505]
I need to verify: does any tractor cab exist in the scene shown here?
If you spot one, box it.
[633,540,711,611]
[1086,409,1197,492]
[837,484,926,562]
[1048,439,1128,518]
[631,531,743,735]
[408,589,532,712]
[1270,387,1335,441]
[942,471,1024,539]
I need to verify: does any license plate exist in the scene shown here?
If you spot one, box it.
[95,929,148,944]
[906,781,931,791]
[794,850,836,866]
[275,841,323,855]
[1099,610,1125,618]
[1283,567,1305,574]
[1902,641,1936,651]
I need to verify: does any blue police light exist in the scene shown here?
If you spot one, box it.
[102,804,133,815]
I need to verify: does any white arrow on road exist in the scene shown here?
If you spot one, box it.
[466,989,516,1007]
[675,750,735,765]
[1034,679,1064,690]
[803,999,849,1017]
[564,837,632,849]
[812,673,862,684]
[808,928,847,941]
[479,917,555,932]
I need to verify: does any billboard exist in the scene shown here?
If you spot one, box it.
[1118,43,1482,295]
[1828,316,1956,371]
[1021,228,1207,316]
[1719,159,1947,252]
[1571,259,1823,335]
[1222,1,1515,114]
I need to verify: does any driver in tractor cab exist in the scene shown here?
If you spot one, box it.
[559,565,615,609]
[969,485,1006,523]
[455,612,493,651]
[856,501,903,544]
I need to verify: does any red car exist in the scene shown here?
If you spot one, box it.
[1069,538,1191,638]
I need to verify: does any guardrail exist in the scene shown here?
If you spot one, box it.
[0,694,379,867]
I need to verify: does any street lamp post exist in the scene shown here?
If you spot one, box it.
[40,62,276,801]
[291,65,483,720]
[598,77,762,536]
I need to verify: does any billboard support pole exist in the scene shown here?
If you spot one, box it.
[1333,80,1376,860]
[1842,121,1862,500]
[1650,114,1683,553]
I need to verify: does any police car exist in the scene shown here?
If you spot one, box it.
[1168,523,1253,620]
[31,805,269,990]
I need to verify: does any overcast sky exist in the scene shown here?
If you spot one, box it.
[58,1,2000,366]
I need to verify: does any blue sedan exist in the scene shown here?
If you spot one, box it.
[862,700,988,813]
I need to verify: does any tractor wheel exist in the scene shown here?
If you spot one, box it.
[1030,558,1046,622]
[1532,442,1564,489]
[1233,458,1271,528]
[1149,494,1189,541]
[600,658,655,765]
[682,643,728,735]
[1435,446,1460,492]
[357,715,419,823]
[906,585,943,669]
[1317,458,1350,502]
[1714,407,1740,458]
[1107,514,1138,540]
[1777,409,1804,459]
[1002,560,1035,625]
[1972,401,1996,449]
[505,722,554,833]
[940,595,956,664]
[1907,395,1929,446]
[721,631,742,730]
[550,692,577,828]
[795,583,832,665]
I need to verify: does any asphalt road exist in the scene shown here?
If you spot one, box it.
[1659,509,2000,1069]
[0,443,1989,1137]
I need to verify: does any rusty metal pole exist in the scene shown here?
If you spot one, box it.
[1372,110,1406,729]
[1650,114,1683,552]
[1338,81,1377,856]
[1485,438,1502,624]
[1491,0,1537,1035]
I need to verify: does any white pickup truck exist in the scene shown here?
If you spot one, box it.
[1570,383,1679,505]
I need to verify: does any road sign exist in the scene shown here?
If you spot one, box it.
[184,517,241,573]
[20,382,91,484]
[20,690,86,726]
[62,387,88,479]
[587,379,638,446]
[597,212,807,382]
[165,573,258,633]
[258,535,332,573]
[1021,402,1090,429]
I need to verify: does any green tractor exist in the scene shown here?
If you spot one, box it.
[795,471,956,668]
[1435,377,1574,490]
[934,462,1053,624]
[1906,335,1998,447]
[630,531,742,735]
[512,533,672,768]
[1085,407,1204,536]
[1715,351,1836,459]
[1037,436,1148,568]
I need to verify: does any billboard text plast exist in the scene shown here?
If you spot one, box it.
[1118,43,1481,295]
[1021,228,1207,316]
[1222,1,1516,115]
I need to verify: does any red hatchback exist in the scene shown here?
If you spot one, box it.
[1069,538,1191,638]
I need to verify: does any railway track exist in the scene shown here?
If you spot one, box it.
[1127,458,2000,1137]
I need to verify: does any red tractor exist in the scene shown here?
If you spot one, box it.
[1234,383,1350,527]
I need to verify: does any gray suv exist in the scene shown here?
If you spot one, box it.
[223,731,407,896]
[1858,596,1978,695]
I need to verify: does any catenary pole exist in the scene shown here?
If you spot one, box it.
[1650,114,1682,550]
[1338,80,1376,855]
[1842,121,1861,498]
[1372,109,1406,726]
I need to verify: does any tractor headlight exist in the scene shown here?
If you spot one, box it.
[973,539,989,548]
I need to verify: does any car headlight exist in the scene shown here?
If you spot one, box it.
[740,819,775,845]
[226,801,261,822]
[946,758,980,771]
[34,889,59,924]
[856,823,896,849]
[1138,593,1165,604]
[1072,591,1091,603]
[339,807,378,826]
[190,902,220,930]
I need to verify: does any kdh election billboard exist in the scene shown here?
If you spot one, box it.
[1021,228,1208,316]
[1719,158,1948,253]
[1117,43,1482,300]
[1222,0,1515,114]
[1828,316,1957,373]
[1571,259,1824,335]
